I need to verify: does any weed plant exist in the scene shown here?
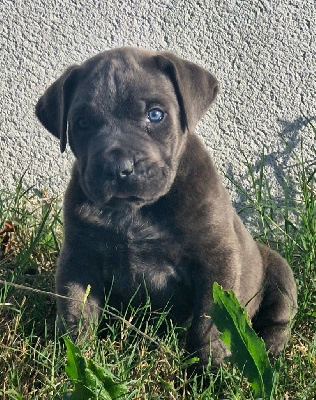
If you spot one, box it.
[0,126,315,399]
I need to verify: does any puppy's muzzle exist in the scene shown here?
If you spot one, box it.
[83,142,168,205]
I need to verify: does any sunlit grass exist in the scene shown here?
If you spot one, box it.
[0,124,315,399]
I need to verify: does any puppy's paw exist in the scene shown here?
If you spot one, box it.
[209,338,231,366]
[186,337,230,372]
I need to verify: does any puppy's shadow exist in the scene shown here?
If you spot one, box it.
[225,115,315,218]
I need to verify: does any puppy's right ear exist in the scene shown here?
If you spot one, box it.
[35,66,78,153]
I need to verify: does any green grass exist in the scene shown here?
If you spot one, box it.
[0,127,315,399]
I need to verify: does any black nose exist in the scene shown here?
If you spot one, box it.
[116,158,134,179]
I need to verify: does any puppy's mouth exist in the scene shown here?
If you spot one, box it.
[107,195,145,208]
[111,184,147,203]
[113,191,138,199]
[114,194,142,202]
[82,173,152,205]
[80,155,171,208]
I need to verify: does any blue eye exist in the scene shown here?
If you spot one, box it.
[148,108,164,123]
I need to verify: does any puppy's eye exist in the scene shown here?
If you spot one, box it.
[148,108,164,123]
[77,117,90,129]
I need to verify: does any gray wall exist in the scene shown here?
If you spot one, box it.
[1,0,315,205]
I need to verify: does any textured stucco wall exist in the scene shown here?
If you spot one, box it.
[1,0,315,207]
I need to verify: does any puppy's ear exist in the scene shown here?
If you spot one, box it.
[35,66,78,153]
[155,52,219,132]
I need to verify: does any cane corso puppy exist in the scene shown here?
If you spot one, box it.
[36,47,297,366]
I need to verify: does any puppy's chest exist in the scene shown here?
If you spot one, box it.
[99,212,186,291]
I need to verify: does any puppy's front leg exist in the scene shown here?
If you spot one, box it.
[186,294,229,367]
[186,315,229,367]
[186,248,239,367]
[56,244,104,340]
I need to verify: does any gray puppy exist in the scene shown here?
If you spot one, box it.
[36,47,297,366]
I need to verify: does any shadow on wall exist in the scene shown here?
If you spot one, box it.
[226,115,316,220]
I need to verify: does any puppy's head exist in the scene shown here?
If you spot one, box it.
[36,47,218,207]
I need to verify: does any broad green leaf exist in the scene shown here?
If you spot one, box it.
[63,336,127,399]
[210,282,274,399]
[88,360,128,398]
[63,336,82,380]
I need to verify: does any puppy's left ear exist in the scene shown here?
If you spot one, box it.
[156,52,219,132]
[35,65,79,153]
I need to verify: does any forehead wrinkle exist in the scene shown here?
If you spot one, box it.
[78,55,179,115]
[90,57,141,108]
